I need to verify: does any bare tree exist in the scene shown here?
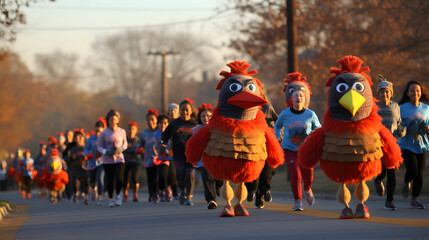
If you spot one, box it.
[35,50,79,84]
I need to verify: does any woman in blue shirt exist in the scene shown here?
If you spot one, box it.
[398,80,429,209]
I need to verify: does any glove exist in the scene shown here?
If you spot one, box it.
[86,153,94,160]
[136,147,144,155]
[106,148,115,156]
[115,146,124,154]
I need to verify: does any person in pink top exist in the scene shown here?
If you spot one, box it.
[97,109,128,207]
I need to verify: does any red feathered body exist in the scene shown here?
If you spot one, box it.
[298,104,402,184]
[44,171,69,191]
[186,107,284,184]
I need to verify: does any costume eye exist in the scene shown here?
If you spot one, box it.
[229,83,242,92]
[246,83,256,92]
[299,86,306,91]
[336,83,349,93]
[352,82,365,92]
[288,88,295,94]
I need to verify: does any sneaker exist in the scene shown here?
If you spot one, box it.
[179,192,186,205]
[264,190,272,202]
[410,200,425,209]
[152,194,160,204]
[84,199,89,205]
[255,191,264,209]
[73,195,79,204]
[234,203,249,216]
[354,203,370,219]
[123,194,128,203]
[220,205,235,217]
[27,193,31,199]
[97,200,103,206]
[166,188,173,202]
[133,194,138,202]
[185,197,194,206]
[339,207,353,219]
[247,191,255,202]
[115,195,122,206]
[108,200,115,208]
[372,179,385,196]
[91,190,96,201]
[384,201,396,210]
[401,181,410,198]
[293,199,303,211]
[207,200,217,209]
[22,192,26,199]
[160,191,166,202]
[304,189,315,206]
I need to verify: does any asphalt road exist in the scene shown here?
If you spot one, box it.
[1,189,428,240]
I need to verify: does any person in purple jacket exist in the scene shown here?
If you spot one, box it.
[97,109,128,208]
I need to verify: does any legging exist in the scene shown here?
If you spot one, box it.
[157,164,169,190]
[175,160,195,197]
[284,149,313,201]
[103,163,125,199]
[73,175,89,195]
[198,167,222,203]
[168,161,178,196]
[146,165,158,196]
[402,149,427,198]
[89,166,105,196]
[22,176,32,193]
[375,166,396,202]
[124,162,140,188]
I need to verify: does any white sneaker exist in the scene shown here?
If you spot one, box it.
[115,195,122,206]
[97,200,103,206]
[304,189,315,206]
[293,199,303,211]
[108,200,115,208]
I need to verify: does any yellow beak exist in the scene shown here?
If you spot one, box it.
[339,90,366,117]
[51,161,59,171]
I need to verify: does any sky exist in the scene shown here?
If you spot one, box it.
[10,0,232,74]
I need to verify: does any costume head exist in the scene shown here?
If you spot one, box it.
[325,56,373,122]
[47,148,62,175]
[217,60,268,120]
[283,72,312,108]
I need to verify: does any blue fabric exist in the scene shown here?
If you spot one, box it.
[137,128,158,167]
[399,102,429,154]
[21,158,34,177]
[153,129,174,162]
[274,108,321,151]
[84,135,101,169]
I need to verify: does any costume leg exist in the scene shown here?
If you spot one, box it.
[354,181,370,219]
[337,183,353,219]
[220,180,234,217]
[234,182,249,216]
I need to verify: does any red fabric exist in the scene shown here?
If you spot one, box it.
[283,72,312,95]
[7,167,16,179]
[284,149,313,201]
[325,55,372,87]
[44,171,69,191]
[217,60,262,90]
[186,107,283,183]
[35,169,46,188]
[298,104,402,184]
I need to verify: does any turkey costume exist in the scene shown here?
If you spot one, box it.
[186,60,284,217]
[298,56,403,219]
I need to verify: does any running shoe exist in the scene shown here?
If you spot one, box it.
[372,179,385,196]
[255,191,264,209]
[401,181,410,198]
[179,192,185,205]
[123,194,128,203]
[410,200,425,209]
[84,199,89,205]
[234,203,249,216]
[97,200,103,206]
[304,189,315,206]
[152,194,160,204]
[293,199,303,211]
[384,201,396,210]
[133,194,138,202]
[339,207,353,219]
[264,190,272,203]
[354,203,370,219]
[166,187,173,202]
[220,206,235,217]
[108,200,115,208]
[207,200,217,209]
[115,195,122,206]
[160,191,166,202]
[185,197,194,206]
[27,193,31,199]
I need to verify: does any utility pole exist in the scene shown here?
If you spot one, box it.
[148,50,180,114]
[286,0,298,73]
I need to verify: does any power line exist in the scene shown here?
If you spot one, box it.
[31,6,215,12]
[16,12,233,32]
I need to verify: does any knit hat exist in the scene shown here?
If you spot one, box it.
[168,103,179,111]
[377,74,393,94]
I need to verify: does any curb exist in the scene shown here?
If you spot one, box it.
[0,203,12,221]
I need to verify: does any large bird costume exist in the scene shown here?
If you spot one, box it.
[186,60,284,217]
[298,56,402,219]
